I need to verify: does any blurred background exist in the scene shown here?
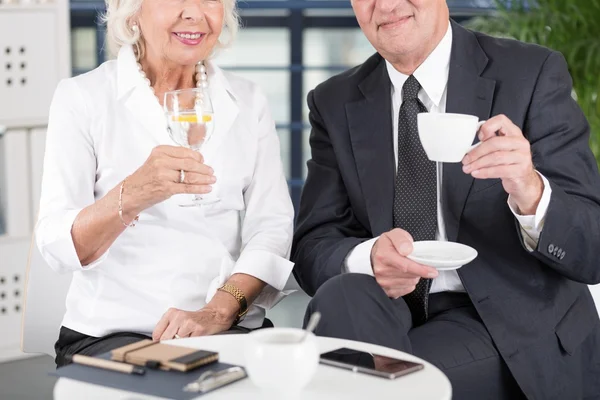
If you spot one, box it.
[0,0,598,398]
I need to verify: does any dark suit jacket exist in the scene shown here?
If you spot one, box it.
[292,21,600,400]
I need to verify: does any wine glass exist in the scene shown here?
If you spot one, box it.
[164,88,220,207]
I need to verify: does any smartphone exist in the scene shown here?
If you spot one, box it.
[320,347,424,380]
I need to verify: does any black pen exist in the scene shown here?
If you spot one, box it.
[67,354,145,375]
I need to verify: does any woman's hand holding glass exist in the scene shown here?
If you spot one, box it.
[123,145,216,217]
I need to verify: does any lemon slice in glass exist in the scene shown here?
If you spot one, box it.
[171,114,212,123]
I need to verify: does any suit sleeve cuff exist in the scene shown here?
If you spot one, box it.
[343,237,378,276]
[507,171,552,250]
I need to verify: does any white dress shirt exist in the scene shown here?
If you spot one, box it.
[36,45,295,337]
[344,23,552,293]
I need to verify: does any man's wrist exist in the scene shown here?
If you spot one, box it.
[370,239,378,272]
[345,237,378,276]
[512,172,544,215]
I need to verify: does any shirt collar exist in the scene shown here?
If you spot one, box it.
[116,45,141,99]
[385,22,453,107]
[116,45,238,102]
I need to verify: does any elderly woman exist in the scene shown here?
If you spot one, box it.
[37,0,294,366]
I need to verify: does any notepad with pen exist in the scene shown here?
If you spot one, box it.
[51,349,247,400]
[110,339,219,372]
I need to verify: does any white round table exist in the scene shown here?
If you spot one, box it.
[54,335,452,400]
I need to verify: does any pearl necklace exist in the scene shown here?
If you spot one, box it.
[135,61,208,95]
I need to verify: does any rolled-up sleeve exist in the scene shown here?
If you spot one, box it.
[35,79,107,274]
[231,89,295,309]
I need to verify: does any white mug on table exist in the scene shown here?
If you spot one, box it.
[244,328,319,392]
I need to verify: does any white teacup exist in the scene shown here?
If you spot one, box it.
[417,113,485,162]
[244,328,319,392]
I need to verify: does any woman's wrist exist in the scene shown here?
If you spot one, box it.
[206,291,240,324]
[118,178,143,224]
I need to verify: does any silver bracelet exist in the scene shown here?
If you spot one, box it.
[119,178,139,227]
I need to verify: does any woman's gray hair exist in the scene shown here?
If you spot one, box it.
[102,0,240,58]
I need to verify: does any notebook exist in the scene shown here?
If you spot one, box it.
[51,351,246,400]
[111,339,218,372]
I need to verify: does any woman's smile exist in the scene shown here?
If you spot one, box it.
[172,31,205,46]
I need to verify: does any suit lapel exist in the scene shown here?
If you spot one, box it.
[346,57,395,236]
[443,21,496,242]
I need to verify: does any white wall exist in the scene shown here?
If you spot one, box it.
[0,0,70,362]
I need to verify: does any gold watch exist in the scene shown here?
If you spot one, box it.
[217,283,248,325]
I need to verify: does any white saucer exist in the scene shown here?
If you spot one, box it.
[407,241,478,270]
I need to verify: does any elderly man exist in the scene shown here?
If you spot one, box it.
[292,1,600,399]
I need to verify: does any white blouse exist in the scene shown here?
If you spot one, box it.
[36,45,295,337]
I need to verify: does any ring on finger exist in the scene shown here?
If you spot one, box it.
[179,169,185,184]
